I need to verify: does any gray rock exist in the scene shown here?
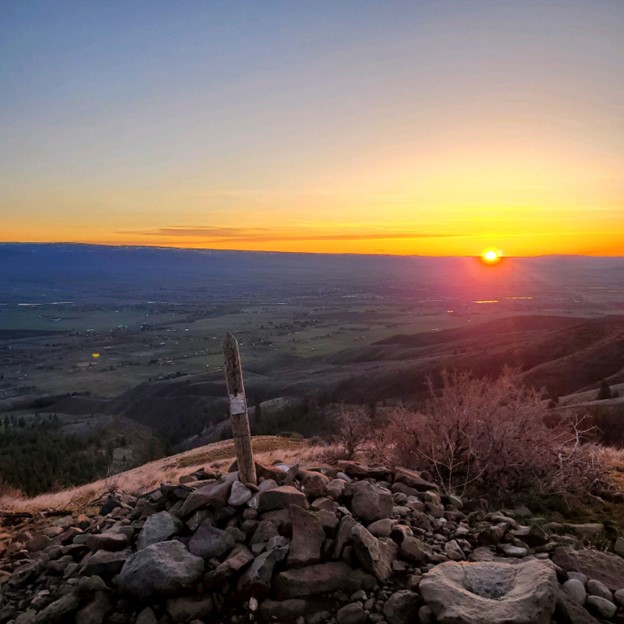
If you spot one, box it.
[288,504,324,567]
[81,549,130,577]
[614,536,624,558]
[552,547,624,591]
[587,578,613,601]
[188,521,235,559]
[336,602,367,624]
[137,511,183,550]
[275,562,376,598]
[257,486,308,512]
[499,544,528,558]
[259,599,307,622]
[116,540,204,597]
[444,540,464,561]
[333,514,358,560]
[237,544,288,598]
[205,543,254,588]
[568,571,588,585]
[556,588,601,624]
[586,595,617,619]
[367,518,394,538]
[350,481,393,524]
[166,595,213,622]
[382,590,420,624]
[74,591,114,624]
[32,593,81,624]
[394,467,438,491]
[85,533,128,552]
[420,560,558,624]
[178,480,233,516]
[399,536,428,564]
[614,588,624,606]
[135,607,158,624]
[351,523,397,583]
[228,481,253,506]
[562,578,586,604]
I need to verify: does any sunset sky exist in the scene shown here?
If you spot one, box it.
[1,1,623,256]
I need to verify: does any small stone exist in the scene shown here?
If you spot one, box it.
[382,590,420,624]
[568,571,588,585]
[613,536,624,557]
[444,540,464,561]
[587,578,613,601]
[166,595,213,622]
[336,602,367,624]
[498,543,528,558]
[613,588,624,606]
[586,595,617,619]
[86,533,128,552]
[228,481,253,506]
[350,481,393,524]
[367,518,394,538]
[562,578,586,605]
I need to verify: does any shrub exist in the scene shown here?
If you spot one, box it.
[374,369,607,503]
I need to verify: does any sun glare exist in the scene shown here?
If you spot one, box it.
[481,249,502,265]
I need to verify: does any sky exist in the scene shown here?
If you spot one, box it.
[1,0,623,256]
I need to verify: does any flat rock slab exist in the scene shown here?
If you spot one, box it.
[420,560,558,624]
[275,562,376,598]
[552,547,624,592]
[257,486,308,513]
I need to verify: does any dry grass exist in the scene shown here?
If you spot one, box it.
[0,436,324,514]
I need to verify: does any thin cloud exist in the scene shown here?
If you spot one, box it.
[116,225,460,243]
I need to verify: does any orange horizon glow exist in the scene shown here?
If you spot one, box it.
[2,3,623,258]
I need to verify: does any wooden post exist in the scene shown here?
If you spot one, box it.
[223,332,257,485]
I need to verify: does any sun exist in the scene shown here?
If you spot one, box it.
[480,249,502,265]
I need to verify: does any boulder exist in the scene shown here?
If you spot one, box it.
[116,540,204,597]
[178,480,233,516]
[237,544,288,598]
[32,593,81,624]
[85,533,128,552]
[556,587,601,624]
[205,543,254,588]
[350,481,393,523]
[288,504,324,567]
[228,481,253,506]
[188,521,235,559]
[333,514,358,559]
[586,595,617,619]
[336,602,367,624]
[552,547,624,591]
[394,467,438,491]
[257,486,308,512]
[137,511,183,550]
[259,599,307,622]
[351,523,397,583]
[275,562,376,598]
[166,595,213,622]
[420,560,558,624]
[561,579,586,605]
[383,590,421,624]
[74,592,114,624]
[81,549,130,577]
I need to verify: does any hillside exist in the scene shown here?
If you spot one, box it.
[1,436,624,624]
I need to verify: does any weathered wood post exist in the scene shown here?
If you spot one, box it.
[223,332,257,485]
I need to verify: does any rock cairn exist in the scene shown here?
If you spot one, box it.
[1,460,623,624]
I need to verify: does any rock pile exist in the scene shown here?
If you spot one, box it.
[0,459,623,624]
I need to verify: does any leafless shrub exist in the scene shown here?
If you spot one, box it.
[332,405,371,459]
[375,369,608,503]
[104,460,126,497]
